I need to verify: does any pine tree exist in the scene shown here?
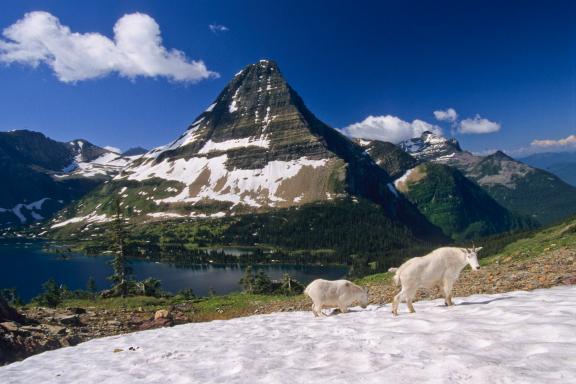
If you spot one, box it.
[86,276,97,299]
[108,198,133,297]
[35,278,62,307]
[239,265,255,293]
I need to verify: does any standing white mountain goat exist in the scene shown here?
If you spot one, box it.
[389,246,482,316]
[304,279,369,317]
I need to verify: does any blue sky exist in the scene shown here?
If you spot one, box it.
[0,0,574,155]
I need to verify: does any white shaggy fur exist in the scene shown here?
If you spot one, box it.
[390,246,482,316]
[304,279,369,317]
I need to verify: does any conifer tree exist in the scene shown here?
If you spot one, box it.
[108,198,133,297]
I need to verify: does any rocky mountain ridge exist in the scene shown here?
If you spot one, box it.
[0,130,136,227]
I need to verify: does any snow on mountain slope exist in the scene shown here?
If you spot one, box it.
[2,286,575,384]
[399,131,462,162]
[51,60,444,234]
[59,145,137,178]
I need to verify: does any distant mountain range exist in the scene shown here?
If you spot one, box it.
[0,130,137,227]
[3,60,575,246]
[518,151,576,187]
[396,132,576,225]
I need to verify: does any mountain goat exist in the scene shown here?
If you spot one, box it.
[304,279,369,317]
[389,246,482,316]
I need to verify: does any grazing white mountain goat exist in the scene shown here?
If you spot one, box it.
[389,246,482,316]
[304,279,369,317]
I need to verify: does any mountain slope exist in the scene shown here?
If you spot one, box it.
[519,151,576,187]
[48,60,445,244]
[354,139,418,179]
[0,130,134,227]
[400,132,576,225]
[355,138,534,239]
[393,163,535,240]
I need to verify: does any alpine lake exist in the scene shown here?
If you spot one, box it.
[0,240,348,302]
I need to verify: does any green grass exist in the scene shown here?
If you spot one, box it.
[355,272,393,285]
[481,215,576,265]
[54,292,298,319]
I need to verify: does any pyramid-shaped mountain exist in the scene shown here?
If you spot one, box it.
[50,60,443,240]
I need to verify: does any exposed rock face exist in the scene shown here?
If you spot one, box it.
[119,60,383,210]
[355,139,418,179]
[51,60,443,240]
[399,131,576,225]
[399,131,461,162]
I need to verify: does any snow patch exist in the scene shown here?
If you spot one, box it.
[2,287,575,383]
[51,213,111,228]
[394,167,416,188]
[229,88,240,113]
[147,212,185,219]
[198,137,270,154]
[126,155,328,207]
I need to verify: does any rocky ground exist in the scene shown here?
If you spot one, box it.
[1,246,575,366]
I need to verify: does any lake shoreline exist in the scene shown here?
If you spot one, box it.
[0,241,348,302]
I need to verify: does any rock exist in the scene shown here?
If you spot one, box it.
[559,275,576,285]
[0,297,24,323]
[0,321,19,332]
[43,324,67,335]
[154,309,172,320]
[66,307,86,315]
[19,325,45,334]
[106,320,121,326]
[139,317,173,331]
[55,315,82,326]
[59,335,81,347]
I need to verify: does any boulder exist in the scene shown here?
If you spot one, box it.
[55,314,82,326]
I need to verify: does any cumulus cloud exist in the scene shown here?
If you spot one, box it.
[209,24,229,34]
[531,134,576,148]
[433,108,458,123]
[104,146,121,154]
[340,115,442,143]
[0,11,219,83]
[458,115,500,134]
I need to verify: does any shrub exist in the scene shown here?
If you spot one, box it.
[34,278,63,307]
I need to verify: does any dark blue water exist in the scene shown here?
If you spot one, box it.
[0,242,348,301]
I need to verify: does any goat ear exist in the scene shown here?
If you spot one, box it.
[475,247,483,252]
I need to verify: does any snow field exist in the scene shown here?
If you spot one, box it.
[1,286,575,383]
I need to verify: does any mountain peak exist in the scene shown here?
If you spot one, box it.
[122,147,148,157]
[399,131,461,162]
[113,60,432,223]
[487,150,514,161]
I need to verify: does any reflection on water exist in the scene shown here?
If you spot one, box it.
[0,242,348,301]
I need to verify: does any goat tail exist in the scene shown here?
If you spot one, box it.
[388,267,401,286]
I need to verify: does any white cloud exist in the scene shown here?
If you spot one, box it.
[340,115,442,143]
[104,146,121,154]
[531,134,576,148]
[433,108,458,123]
[0,11,219,83]
[458,115,500,134]
[209,24,229,34]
